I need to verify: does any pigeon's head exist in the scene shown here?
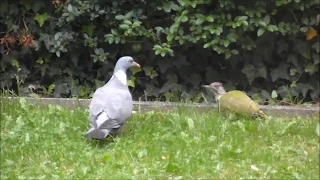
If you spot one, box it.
[201,82,226,96]
[114,56,140,72]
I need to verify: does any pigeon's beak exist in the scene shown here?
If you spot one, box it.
[201,85,210,88]
[132,62,141,68]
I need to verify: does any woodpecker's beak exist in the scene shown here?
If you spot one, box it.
[201,85,210,88]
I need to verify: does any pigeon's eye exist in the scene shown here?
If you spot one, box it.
[128,59,133,63]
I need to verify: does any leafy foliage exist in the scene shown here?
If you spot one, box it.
[0,0,319,104]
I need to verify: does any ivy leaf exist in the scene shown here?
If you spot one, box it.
[163,2,171,12]
[241,64,256,84]
[189,73,201,86]
[166,74,178,83]
[275,0,283,6]
[56,51,61,57]
[163,92,174,101]
[34,13,50,27]
[47,84,56,94]
[261,90,271,99]
[144,67,158,79]
[203,42,211,48]
[180,15,188,22]
[312,42,319,53]
[190,2,196,8]
[170,3,180,11]
[270,63,290,82]
[304,63,315,74]
[81,24,96,36]
[124,11,134,19]
[159,81,183,93]
[310,88,320,101]
[169,23,179,34]
[223,40,230,47]
[290,80,297,88]
[287,54,298,67]
[312,53,320,65]
[36,57,44,65]
[119,24,129,30]
[12,59,20,69]
[127,77,136,87]
[157,58,171,73]
[20,0,31,10]
[290,68,297,76]
[130,66,141,75]
[196,18,204,25]
[263,15,270,24]
[31,1,45,13]
[206,16,214,22]
[68,4,73,12]
[225,52,231,59]
[174,54,190,68]
[115,15,124,20]
[300,27,308,32]
[257,28,265,36]
[295,83,313,97]
[277,40,289,54]
[231,49,239,55]
[271,90,278,99]
[167,33,174,41]
[255,61,267,79]
[227,33,237,42]
[237,16,248,21]
[267,25,278,32]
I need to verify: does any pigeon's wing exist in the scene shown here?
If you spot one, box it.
[89,85,132,127]
[90,86,122,119]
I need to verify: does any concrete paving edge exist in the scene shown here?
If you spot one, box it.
[1,97,319,118]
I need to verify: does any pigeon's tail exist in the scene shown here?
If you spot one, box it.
[84,128,110,140]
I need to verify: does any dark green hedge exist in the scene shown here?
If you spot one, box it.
[0,0,319,104]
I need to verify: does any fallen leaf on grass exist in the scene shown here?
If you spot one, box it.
[250,165,260,171]
[162,154,170,160]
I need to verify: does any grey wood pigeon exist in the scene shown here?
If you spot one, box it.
[84,56,140,139]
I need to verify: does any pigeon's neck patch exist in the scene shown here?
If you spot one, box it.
[112,70,127,85]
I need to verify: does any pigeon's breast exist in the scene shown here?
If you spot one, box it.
[118,91,133,122]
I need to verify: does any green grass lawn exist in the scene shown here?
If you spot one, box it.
[1,97,319,179]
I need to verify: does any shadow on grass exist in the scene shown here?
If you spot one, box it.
[82,123,132,148]
[215,110,267,122]
[84,132,126,148]
[85,136,115,148]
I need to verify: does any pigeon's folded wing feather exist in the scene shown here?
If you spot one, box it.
[89,87,124,120]
[95,111,121,129]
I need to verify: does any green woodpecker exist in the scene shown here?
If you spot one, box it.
[202,82,268,119]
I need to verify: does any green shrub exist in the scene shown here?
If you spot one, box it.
[0,0,319,104]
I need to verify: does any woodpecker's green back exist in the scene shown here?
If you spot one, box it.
[219,90,268,119]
